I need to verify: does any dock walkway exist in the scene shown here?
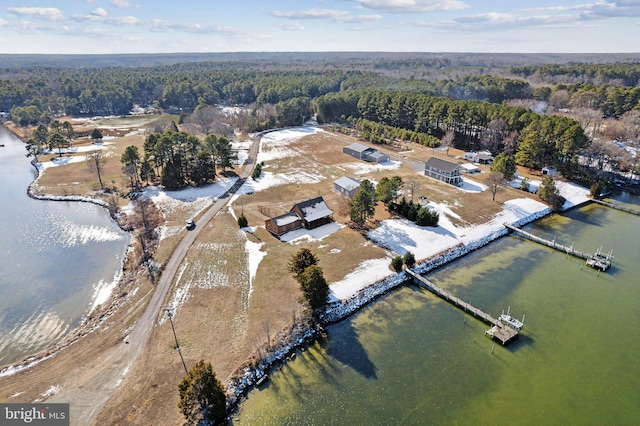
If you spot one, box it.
[504,223,612,271]
[405,269,519,345]
[504,223,593,260]
[592,198,640,216]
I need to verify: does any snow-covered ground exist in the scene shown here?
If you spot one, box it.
[339,160,401,175]
[326,181,589,302]
[157,126,592,320]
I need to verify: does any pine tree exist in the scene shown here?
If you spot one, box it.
[178,360,226,425]
[298,265,329,311]
[288,248,319,279]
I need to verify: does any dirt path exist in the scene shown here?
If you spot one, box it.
[49,135,260,424]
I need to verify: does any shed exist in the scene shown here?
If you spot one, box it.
[476,153,494,165]
[334,177,361,198]
[542,166,557,176]
[459,163,480,174]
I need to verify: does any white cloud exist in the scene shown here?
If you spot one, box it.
[277,22,305,31]
[7,7,65,21]
[272,8,382,23]
[72,13,140,26]
[347,0,469,13]
[110,0,133,8]
[147,18,242,34]
[91,8,108,17]
[581,0,640,19]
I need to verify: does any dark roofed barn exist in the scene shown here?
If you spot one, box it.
[343,143,390,163]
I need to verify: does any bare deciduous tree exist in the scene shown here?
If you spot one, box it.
[184,106,226,135]
[405,179,421,201]
[86,150,107,190]
[486,172,506,202]
[441,129,455,156]
[480,118,507,154]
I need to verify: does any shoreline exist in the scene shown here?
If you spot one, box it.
[0,127,137,377]
[225,202,570,412]
[1,122,595,420]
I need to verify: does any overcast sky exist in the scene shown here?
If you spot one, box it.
[1,0,639,54]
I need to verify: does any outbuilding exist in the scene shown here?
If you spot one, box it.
[334,176,361,198]
[459,163,480,174]
[343,143,390,163]
[542,166,557,176]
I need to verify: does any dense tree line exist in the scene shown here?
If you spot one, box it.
[0,65,347,119]
[316,90,590,174]
[1,62,536,125]
[512,63,640,87]
[542,83,640,118]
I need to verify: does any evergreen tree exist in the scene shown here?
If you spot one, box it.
[538,176,566,211]
[288,248,319,279]
[376,176,403,207]
[490,153,517,180]
[403,251,416,268]
[237,214,248,228]
[391,256,403,272]
[298,265,329,311]
[178,360,226,425]
[348,179,376,228]
[90,128,103,142]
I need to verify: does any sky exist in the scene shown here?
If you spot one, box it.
[0,0,639,54]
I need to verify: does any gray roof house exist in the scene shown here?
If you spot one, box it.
[343,142,390,163]
[334,176,361,198]
[424,157,463,186]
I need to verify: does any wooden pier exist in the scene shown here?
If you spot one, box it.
[591,198,640,216]
[503,223,612,271]
[405,269,520,345]
[504,223,593,260]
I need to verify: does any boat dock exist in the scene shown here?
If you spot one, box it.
[405,268,520,345]
[591,198,640,216]
[504,223,612,271]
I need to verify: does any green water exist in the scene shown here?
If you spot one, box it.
[233,198,640,425]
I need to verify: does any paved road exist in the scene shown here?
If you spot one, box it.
[52,134,261,425]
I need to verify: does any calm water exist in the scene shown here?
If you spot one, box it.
[0,129,130,366]
[234,195,640,425]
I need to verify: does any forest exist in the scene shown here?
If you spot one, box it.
[2,52,639,187]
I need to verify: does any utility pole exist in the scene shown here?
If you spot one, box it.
[166,309,188,375]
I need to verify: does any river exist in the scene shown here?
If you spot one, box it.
[0,128,130,366]
[233,194,640,424]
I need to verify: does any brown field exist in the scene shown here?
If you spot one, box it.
[1,118,545,425]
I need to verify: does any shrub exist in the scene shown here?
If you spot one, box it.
[391,256,404,272]
[403,251,416,268]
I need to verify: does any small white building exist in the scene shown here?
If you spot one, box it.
[542,166,557,176]
[459,163,480,174]
[463,151,494,165]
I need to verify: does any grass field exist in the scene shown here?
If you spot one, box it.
[6,117,544,425]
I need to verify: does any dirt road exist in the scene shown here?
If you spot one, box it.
[50,135,261,424]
